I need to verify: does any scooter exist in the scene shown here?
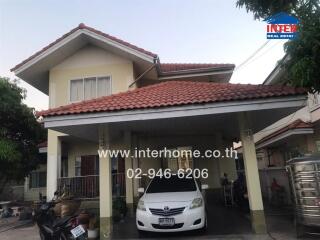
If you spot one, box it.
[34,192,85,240]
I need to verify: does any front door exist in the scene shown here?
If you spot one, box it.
[81,155,99,197]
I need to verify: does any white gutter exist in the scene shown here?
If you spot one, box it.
[158,69,233,80]
[256,128,314,149]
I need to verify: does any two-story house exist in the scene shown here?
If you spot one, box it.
[11,23,307,237]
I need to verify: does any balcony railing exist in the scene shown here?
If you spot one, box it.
[57,173,125,199]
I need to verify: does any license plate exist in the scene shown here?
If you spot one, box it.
[158,218,175,226]
[70,225,86,238]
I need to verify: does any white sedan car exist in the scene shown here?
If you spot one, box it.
[136,176,208,233]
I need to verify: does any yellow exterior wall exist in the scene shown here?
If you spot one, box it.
[46,45,135,196]
[49,45,134,108]
[66,140,98,177]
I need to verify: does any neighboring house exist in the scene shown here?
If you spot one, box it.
[23,141,48,202]
[11,23,307,236]
[0,142,47,202]
[0,180,24,201]
[252,57,320,204]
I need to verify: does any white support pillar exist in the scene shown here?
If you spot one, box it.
[214,132,237,182]
[132,134,139,199]
[99,125,112,239]
[238,112,267,234]
[46,130,61,200]
[124,131,134,214]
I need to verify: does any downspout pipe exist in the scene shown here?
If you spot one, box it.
[128,56,160,88]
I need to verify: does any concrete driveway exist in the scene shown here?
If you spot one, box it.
[0,219,318,240]
[1,204,319,240]
[111,201,319,240]
[0,223,40,240]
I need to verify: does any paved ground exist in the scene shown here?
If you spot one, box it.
[0,223,40,240]
[1,203,319,239]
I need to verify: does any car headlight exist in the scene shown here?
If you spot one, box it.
[190,198,203,209]
[137,200,146,211]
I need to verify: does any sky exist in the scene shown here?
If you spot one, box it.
[0,0,287,111]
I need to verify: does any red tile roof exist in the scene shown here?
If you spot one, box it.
[11,23,235,80]
[160,63,235,73]
[38,81,306,117]
[11,23,157,72]
[257,119,313,145]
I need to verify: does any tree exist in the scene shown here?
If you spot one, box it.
[236,0,320,92]
[0,77,45,194]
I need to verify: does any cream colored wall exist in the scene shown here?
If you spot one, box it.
[46,45,134,196]
[133,134,237,191]
[24,164,47,202]
[49,45,134,108]
[66,139,99,177]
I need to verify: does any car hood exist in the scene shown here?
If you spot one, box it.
[143,191,199,203]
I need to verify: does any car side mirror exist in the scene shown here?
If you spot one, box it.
[201,184,209,190]
[138,187,145,193]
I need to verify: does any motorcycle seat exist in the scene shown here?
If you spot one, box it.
[53,215,74,228]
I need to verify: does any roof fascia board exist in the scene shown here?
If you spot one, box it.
[14,29,154,75]
[158,69,233,80]
[256,128,314,149]
[82,29,154,63]
[44,96,307,128]
[263,54,290,85]
[160,66,234,75]
[14,30,82,75]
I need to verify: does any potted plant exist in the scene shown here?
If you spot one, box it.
[87,215,99,239]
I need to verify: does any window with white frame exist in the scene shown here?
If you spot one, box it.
[29,171,47,188]
[70,76,111,102]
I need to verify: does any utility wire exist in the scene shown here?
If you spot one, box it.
[178,40,273,77]
[235,40,271,71]
[236,41,281,72]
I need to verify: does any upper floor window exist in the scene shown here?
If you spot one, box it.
[70,76,111,102]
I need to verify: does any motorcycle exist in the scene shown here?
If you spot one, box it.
[34,192,86,240]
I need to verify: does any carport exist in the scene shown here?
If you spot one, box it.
[40,81,307,238]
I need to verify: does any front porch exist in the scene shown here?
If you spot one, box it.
[57,173,125,199]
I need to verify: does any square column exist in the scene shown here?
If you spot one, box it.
[46,130,62,200]
[124,131,134,214]
[238,112,267,234]
[99,125,112,239]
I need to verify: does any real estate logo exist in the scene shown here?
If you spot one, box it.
[264,12,299,39]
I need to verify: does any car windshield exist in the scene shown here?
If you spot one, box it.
[146,176,197,193]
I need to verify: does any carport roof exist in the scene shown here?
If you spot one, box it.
[38,81,306,117]
[256,119,313,149]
